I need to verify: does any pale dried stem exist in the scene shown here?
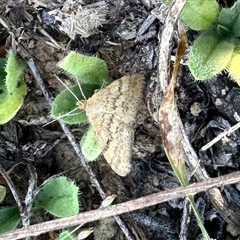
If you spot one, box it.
[157,0,187,95]
[0,162,37,233]
[1,171,240,240]
[201,121,240,151]
[157,0,240,235]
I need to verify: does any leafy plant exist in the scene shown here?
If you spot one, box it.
[59,51,109,85]
[34,176,79,218]
[0,50,27,124]
[164,0,240,84]
[0,176,80,234]
[51,52,109,125]
[51,52,110,162]
[0,207,20,234]
[80,127,102,161]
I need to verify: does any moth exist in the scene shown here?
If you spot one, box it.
[77,74,144,176]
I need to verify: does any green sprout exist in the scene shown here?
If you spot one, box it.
[0,176,80,234]
[33,176,80,218]
[0,50,27,124]
[80,127,102,162]
[0,207,20,234]
[164,0,240,84]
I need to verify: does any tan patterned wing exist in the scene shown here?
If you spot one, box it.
[83,74,144,176]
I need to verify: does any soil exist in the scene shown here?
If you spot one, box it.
[0,0,240,240]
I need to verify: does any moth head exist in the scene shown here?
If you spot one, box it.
[77,100,87,110]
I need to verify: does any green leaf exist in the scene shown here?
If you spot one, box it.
[181,0,219,30]
[0,78,27,124]
[227,42,240,85]
[163,0,219,30]
[59,51,109,86]
[51,84,99,124]
[34,176,80,218]
[0,59,6,83]
[0,206,20,234]
[52,52,111,125]
[5,50,25,94]
[188,26,235,80]
[0,50,27,124]
[0,185,6,203]
[218,0,240,37]
[80,127,102,161]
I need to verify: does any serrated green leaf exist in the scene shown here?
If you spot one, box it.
[227,43,240,85]
[0,59,6,84]
[5,50,25,94]
[0,185,6,203]
[51,84,99,124]
[181,0,219,30]
[218,0,240,37]
[80,127,102,161]
[0,50,27,125]
[163,0,219,30]
[34,176,80,218]
[59,52,109,85]
[0,206,20,234]
[0,78,27,124]
[188,26,235,80]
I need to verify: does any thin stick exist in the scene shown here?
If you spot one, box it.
[200,121,240,151]
[149,0,186,122]
[158,0,187,94]
[0,163,37,240]
[1,171,240,240]
[0,164,23,222]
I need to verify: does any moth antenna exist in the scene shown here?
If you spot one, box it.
[55,74,80,102]
[100,79,107,90]
[76,77,87,100]
[43,107,82,127]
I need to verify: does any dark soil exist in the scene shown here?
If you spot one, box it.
[0,0,240,239]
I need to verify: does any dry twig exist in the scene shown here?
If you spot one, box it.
[200,121,240,151]
[1,171,240,239]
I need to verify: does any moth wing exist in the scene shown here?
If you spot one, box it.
[84,74,144,176]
